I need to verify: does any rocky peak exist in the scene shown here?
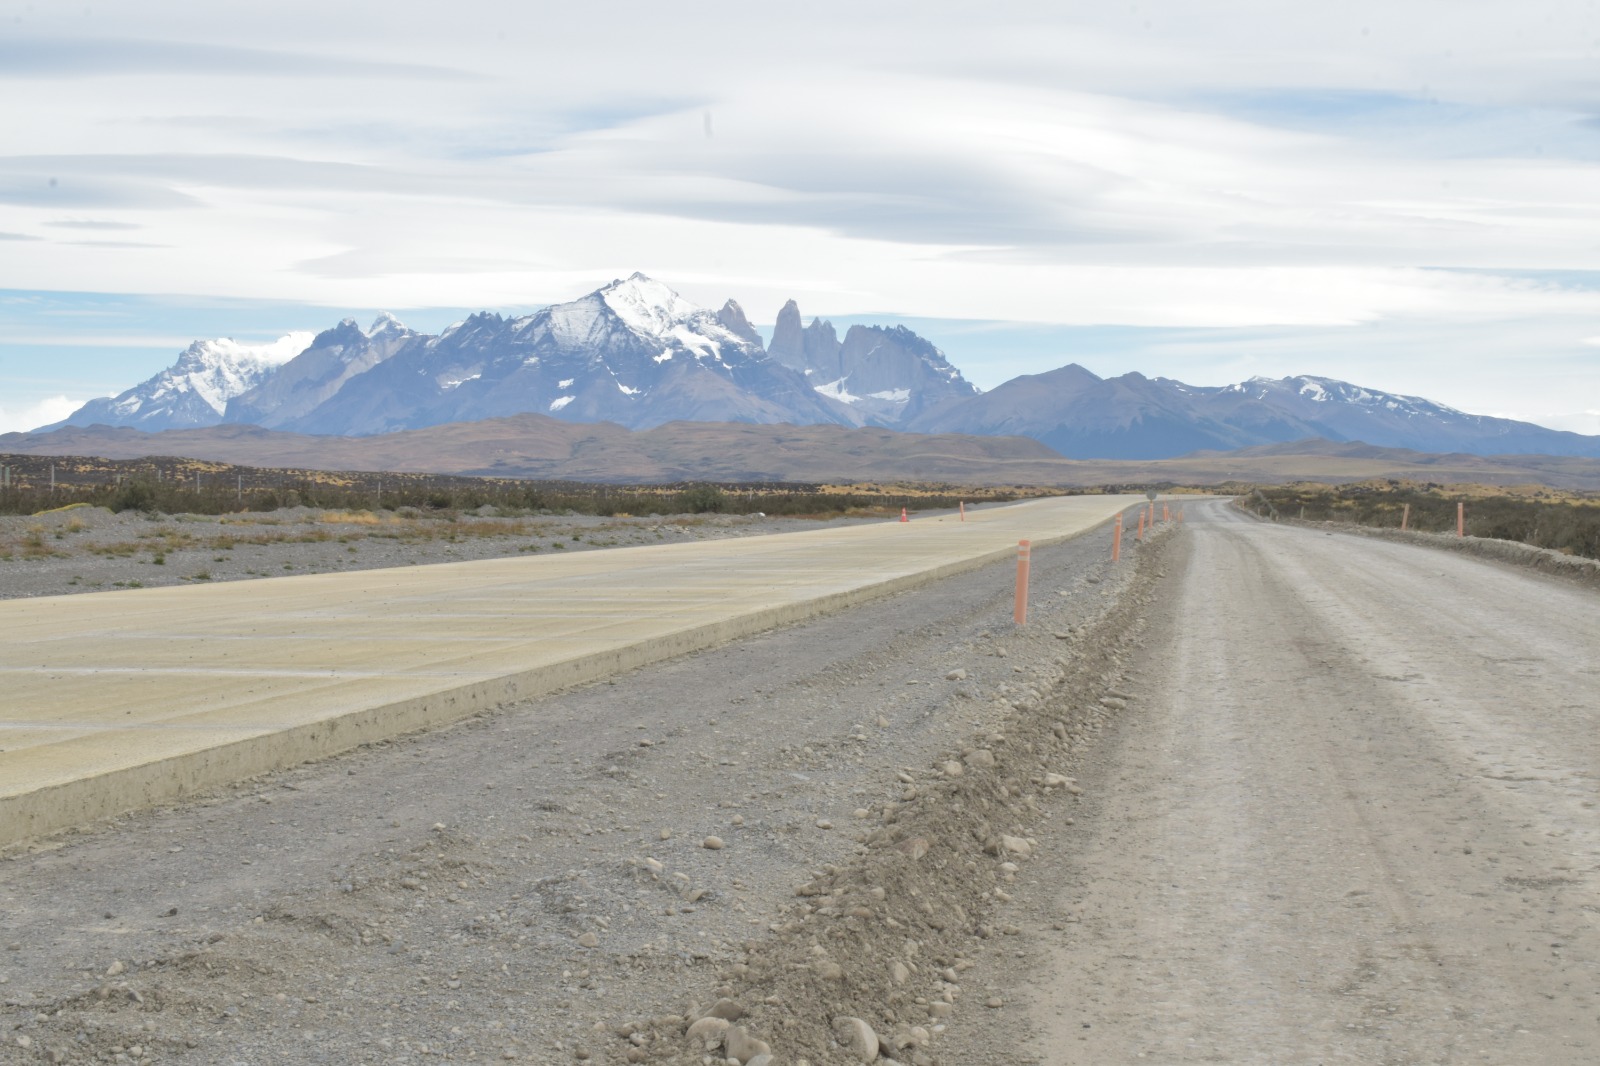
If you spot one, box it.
[767,299,842,378]
[716,299,763,347]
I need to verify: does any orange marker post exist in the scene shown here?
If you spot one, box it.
[959,501,965,522]
[1457,501,1465,537]
[1137,509,1145,541]
[1163,502,1169,523]
[1014,540,1031,625]
[1112,514,1123,561]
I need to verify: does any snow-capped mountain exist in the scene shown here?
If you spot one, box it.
[268,274,854,435]
[33,274,1600,461]
[767,300,978,425]
[910,366,1600,459]
[42,333,314,433]
[224,314,415,429]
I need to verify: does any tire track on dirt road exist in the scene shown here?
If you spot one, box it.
[1010,500,1600,1064]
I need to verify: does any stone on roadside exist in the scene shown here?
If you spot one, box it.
[706,998,745,1022]
[105,960,125,977]
[832,1017,880,1062]
[725,1026,771,1064]
[702,836,725,850]
[945,668,967,681]
[814,960,844,981]
[963,749,996,770]
[576,932,599,948]
[891,961,910,985]
[1000,835,1032,858]
[685,1016,730,1050]
[942,761,964,778]
[897,837,929,861]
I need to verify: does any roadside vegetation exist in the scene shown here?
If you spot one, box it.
[1237,480,1600,561]
[0,453,1048,522]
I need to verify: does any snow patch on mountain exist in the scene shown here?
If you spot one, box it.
[42,331,315,432]
[815,378,860,404]
[601,273,701,335]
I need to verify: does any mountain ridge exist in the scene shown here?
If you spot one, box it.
[32,273,1600,461]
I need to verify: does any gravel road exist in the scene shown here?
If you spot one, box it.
[12,496,1588,1066]
[0,504,1168,1065]
[987,500,1600,1064]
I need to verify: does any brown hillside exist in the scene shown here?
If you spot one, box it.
[5,416,1600,490]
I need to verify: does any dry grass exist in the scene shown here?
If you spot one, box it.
[317,511,395,526]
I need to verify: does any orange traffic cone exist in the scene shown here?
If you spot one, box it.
[900,507,909,523]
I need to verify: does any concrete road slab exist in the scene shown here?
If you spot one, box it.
[0,495,1142,845]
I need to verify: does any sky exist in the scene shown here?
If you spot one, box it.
[2,0,1599,435]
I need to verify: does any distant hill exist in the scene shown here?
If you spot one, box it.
[8,418,1600,490]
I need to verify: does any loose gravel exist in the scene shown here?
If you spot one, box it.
[0,506,1174,1065]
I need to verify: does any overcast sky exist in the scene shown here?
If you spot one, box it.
[2,0,1599,434]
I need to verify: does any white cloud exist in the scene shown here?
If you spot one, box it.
[1,1,1598,421]
[1532,411,1600,435]
[0,395,86,434]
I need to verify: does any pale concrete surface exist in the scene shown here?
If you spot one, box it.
[0,495,1141,846]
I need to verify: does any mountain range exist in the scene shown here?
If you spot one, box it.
[37,273,1600,461]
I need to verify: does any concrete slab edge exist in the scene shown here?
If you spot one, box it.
[1,522,1096,849]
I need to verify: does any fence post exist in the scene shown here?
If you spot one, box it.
[1457,501,1465,538]
[1401,503,1410,531]
[1112,514,1122,562]
[1014,540,1031,625]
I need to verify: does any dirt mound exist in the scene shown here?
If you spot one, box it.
[619,531,1175,1065]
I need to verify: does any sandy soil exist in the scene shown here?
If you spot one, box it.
[0,505,1169,1064]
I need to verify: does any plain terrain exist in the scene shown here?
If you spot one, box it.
[0,507,863,601]
[9,419,1600,488]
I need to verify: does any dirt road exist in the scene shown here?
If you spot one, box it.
[1007,501,1600,1064]
[7,499,1599,1065]
[0,507,1166,1065]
